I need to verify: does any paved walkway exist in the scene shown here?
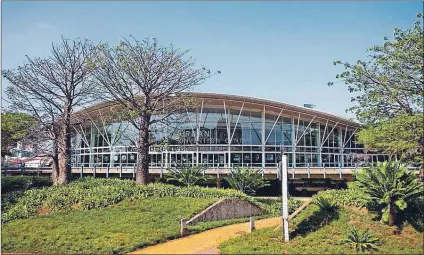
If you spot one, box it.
[129,217,281,254]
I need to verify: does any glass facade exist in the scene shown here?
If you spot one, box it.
[71,99,389,169]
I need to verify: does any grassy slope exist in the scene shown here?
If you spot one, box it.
[219,205,423,254]
[1,197,217,254]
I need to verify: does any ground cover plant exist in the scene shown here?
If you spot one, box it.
[311,183,371,208]
[218,204,423,254]
[1,177,303,254]
[2,177,281,223]
[1,175,52,193]
[1,197,217,254]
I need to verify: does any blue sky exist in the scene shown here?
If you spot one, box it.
[1,1,422,119]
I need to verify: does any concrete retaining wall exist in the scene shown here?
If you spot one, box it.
[186,198,262,225]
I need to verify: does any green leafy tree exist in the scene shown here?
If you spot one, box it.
[225,167,270,195]
[1,112,36,157]
[339,226,380,252]
[328,13,424,169]
[358,114,423,164]
[353,161,424,226]
[165,166,211,187]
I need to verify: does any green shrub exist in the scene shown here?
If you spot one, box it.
[1,176,52,193]
[165,166,212,187]
[353,161,424,226]
[312,186,371,208]
[1,191,24,212]
[2,177,294,223]
[256,198,303,216]
[225,167,270,195]
[339,226,380,252]
[314,196,338,213]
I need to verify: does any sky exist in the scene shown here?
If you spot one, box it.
[1,1,422,119]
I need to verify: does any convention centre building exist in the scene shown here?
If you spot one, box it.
[70,92,389,179]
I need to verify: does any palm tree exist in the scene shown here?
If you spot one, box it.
[353,161,423,226]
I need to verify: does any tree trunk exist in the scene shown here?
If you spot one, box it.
[419,138,424,182]
[387,201,396,226]
[58,129,71,184]
[136,114,151,185]
[51,140,60,185]
[57,107,72,185]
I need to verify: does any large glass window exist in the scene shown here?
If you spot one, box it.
[282,118,292,146]
[70,104,376,169]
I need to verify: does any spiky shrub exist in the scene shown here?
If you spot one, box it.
[353,161,424,226]
[314,196,338,213]
[314,196,339,225]
[340,226,380,252]
[165,166,211,187]
[225,167,270,195]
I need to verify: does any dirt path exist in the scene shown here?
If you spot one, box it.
[129,217,281,254]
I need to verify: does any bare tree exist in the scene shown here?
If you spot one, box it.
[3,36,99,184]
[92,36,218,185]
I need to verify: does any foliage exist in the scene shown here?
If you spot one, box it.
[353,161,424,225]
[225,167,270,195]
[1,191,25,212]
[312,185,371,208]
[358,114,424,165]
[291,199,339,238]
[328,13,423,124]
[1,197,216,254]
[402,196,424,232]
[219,205,423,254]
[256,198,303,217]
[1,177,281,223]
[1,176,52,193]
[339,226,380,252]
[328,13,424,170]
[314,196,338,215]
[1,112,36,157]
[165,166,212,187]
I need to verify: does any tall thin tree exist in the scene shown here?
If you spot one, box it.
[3,36,99,184]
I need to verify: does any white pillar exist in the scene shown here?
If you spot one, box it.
[249,217,255,232]
[282,155,289,242]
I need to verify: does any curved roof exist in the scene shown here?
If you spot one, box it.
[73,92,360,129]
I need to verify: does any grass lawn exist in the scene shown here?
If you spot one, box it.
[1,197,217,254]
[219,205,424,254]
